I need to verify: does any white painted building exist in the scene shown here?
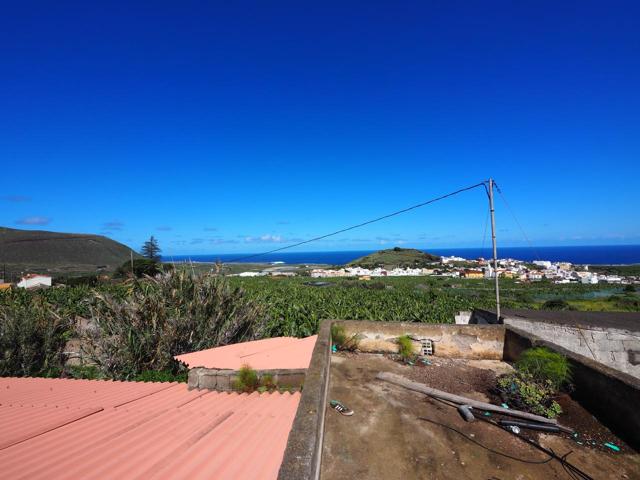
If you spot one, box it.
[17,274,52,289]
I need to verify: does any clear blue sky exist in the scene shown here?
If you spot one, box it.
[2,1,639,255]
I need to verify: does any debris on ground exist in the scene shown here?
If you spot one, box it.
[330,399,354,416]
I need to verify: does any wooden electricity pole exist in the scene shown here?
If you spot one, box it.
[487,178,501,320]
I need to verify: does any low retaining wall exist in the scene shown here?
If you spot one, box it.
[504,325,640,451]
[279,320,332,480]
[504,318,640,378]
[188,367,307,392]
[337,320,505,359]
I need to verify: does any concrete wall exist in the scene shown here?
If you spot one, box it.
[279,320,332,480]
[336,320,505,360]
[503,318,640,378]
[504,326,640,451]
[188,367,306,392]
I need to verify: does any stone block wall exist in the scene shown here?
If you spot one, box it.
[188,367,307,392]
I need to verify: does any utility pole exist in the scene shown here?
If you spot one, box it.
[487,178,501,320]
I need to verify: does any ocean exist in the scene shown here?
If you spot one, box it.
[165,244,640,266]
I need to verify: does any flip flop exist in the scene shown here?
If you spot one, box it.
[330,400,354,416]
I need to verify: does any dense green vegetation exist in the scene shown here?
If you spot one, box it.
[589,264,640,277]
[1,272,638,380]
[229,276,639,337]
[516,347,572,390]
[0,271,267,380]
[497,347,571,419]
[348,247,440,268]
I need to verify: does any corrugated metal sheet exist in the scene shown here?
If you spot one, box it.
[0,377,300,479]
[175,335,317,370]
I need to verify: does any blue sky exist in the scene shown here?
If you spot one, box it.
[1,1,639,255]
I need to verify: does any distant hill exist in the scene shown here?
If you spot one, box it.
[348,247,441,268]
[0,227,140,277]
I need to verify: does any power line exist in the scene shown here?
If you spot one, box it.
[493,183,541,261]
[226,181,487,263]
[480,205,490,259]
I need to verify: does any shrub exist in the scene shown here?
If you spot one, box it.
[516,347,572,390]
[623,284,636,293]
[114,259,163,278]
[134,369,187,383]
[234,365,259,392]
[65,365,104,380]
[0,296,71,377]
[82,270,268,379]
[497,372,562,418]
[609,295,640,311]
[397,334,415,360]
[331,323,359,351]
[541,299,574,311]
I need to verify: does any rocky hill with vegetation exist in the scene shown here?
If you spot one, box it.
[348,247,441,268]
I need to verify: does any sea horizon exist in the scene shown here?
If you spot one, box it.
[164,244,640,266]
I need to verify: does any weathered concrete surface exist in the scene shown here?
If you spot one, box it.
[337,320,505,359]
[504,325,640,451]
[188,367,307,391]
[321,353,640,479]
[278,320,332,480]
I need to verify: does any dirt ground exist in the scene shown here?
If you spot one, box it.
[320,353,640,480]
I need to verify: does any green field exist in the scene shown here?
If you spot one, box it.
[2,275,637,340]
[228,276,639,337]
[1,272,638,381]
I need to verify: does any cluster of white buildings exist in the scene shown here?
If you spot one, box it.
[310,266,433,278]
[475,259,628,284]
[303,257,635,284]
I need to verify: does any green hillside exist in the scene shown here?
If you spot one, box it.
[348,247,441,268]
[0,227,140,278]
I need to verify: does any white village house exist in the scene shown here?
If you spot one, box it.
[17,274,52,289]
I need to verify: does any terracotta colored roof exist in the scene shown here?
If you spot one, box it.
[175,335,318,370]
[0,377,300,479]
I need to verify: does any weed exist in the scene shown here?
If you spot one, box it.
[260,373,277,391]
[331,323,360,351]
[233,364,260,393]
[516,347,572,390]
[397,334,416,360]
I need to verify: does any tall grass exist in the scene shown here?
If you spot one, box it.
[83,270,268,379]
[0,295,71,377]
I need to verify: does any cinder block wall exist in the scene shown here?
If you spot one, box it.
[336,321,505,359]
[504,318,640,378]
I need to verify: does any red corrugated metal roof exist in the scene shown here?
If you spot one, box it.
[175,335,317,370]
[0,377,300,479]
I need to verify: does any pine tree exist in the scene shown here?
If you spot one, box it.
[141,236,161,262]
